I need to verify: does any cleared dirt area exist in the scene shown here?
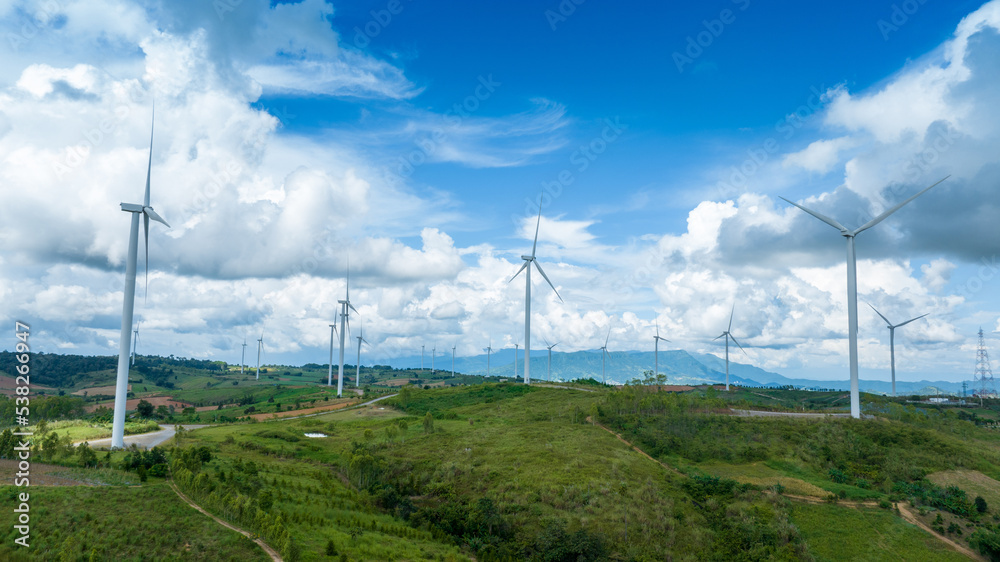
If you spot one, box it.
[0,459,94,486]
[72,384,129,396]
[0,375,55,396]
[928,469,1000,509]
[246,400,359,421]
[86,395,192,413]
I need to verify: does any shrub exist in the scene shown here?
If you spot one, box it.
[977,496,989,514]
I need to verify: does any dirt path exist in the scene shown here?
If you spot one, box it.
[246,399,359,421]
[168,479,282,562]
[591,421,982,560]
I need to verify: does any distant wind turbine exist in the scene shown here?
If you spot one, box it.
[653,319,669,382]
[336,269,358,398]
[256,333,264,380]
[781,177,947,418]
[131,323,140,366]
[432,346,436,374]
[509,202,563,385]
[112,110,170,450]
[714,305,747,392]
[869,303,927,397]
[421,345,425,370]
[355,319,369,389]
[514,343,518,380]
[600,328,611,385]
[327,324,337,386]
[544,339,558,382]
[241,337,247,375]
[485,339,493,377]
[451,345,456,377]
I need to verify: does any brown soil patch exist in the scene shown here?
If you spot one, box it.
[85,395,192,413]
[0,375,56,396]
[246,400,359,421]
[72,384,129,396]
[0,459,94,486]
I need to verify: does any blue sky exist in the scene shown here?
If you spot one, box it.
[1,0,998,384]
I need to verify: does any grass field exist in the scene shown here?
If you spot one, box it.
[697,461,831,497]
[790,502,969,561]
[927,469,1000,511]
[0,483,269,561]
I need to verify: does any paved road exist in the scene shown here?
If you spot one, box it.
[79,425,209,450]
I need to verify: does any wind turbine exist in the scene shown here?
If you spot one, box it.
[869,304,927,397]
[111,110,170,450]
[327,324,338,386]
[256,333,264,380]
[485,339,493,377]
[431,346,436,374]
[544,339,558,382]
[451,345,456,377]
[240,337,247,375]
[131,323,140,366]
[600,328,611,385]
[653,319,669,382]
[421,345,425,371]
[781,177,947,418]
[355,319,369,388]
[713,305,747,392]
[336,271,358,398]
[514,343,518,380]
[509,202,563,385]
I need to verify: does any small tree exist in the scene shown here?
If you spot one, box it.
[325,539,338,556]
[423,412,434,434]
[77,442,97,468]
[136,399,154,418]
[976,496,989,514]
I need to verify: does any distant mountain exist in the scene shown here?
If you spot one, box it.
[385,348,969,395]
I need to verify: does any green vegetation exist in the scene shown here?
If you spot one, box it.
[0,484,268,561]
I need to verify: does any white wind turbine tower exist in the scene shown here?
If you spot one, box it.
[241,337,247,375]
[355,319,369,388]
[327,324,338,386]
[600,327,611,385]
[336,272,358,398]
[514,343,518,380]
[131,323,140,366]
[451,345,456,377]
[509,202,563,385]
[256,333,264,380]
[544,339,559,382]
[421,345,425,371]
[781,177,947,418]
[111,111,170,450]
[653,319,669,381]
[485,339,493,377]
[714,305,747,392]
[431,346,436,374]
[869,304,927,397]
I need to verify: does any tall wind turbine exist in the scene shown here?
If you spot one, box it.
[514,343,518,380]
[240,337,247,375]
[451,345,456,377]
[781,177,947,418]
[600,328,611,385]
[327,324,337,386]
[714,305,747,392]
[544,339,558,382]
[509,202,563,385]
[653,319,669,381]
[336,272,358,398]
[431,346,436,374]
[111,110,170,450]
[256,333,264,380]
[869,304,927,397]
[355,320,369,389]
[131,323,140,366]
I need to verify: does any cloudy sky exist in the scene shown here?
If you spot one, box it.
[1,0,998,383]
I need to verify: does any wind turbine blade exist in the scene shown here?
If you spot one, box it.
[896,313,928,328]
[728,304,735,332]
[532,261,563,302]
[867,303,892,327]
[144,207,169,227]
[604,326,611,347]
[144,105,153,207]
[655,318,660,338]
[348,303,359,314]
[779,197,848,233]
[552,342,559,348]
[855,177,948,235]
[730,334,749,357]
[531,202,543,258]
[508,261,529,283]
[713,333,726,341]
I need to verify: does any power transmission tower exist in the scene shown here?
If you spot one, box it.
[974,327,996,400]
